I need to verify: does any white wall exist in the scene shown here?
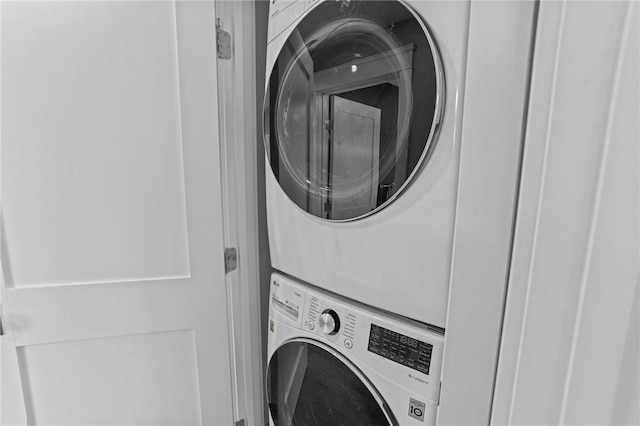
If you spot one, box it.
[492,1,639,424]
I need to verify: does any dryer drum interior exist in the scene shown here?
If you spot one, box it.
[267,339,397,426]
[264,0,444,221]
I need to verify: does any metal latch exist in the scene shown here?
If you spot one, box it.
[216,18,232,60]
[224,248,238,273]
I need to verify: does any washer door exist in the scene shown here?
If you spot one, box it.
[264,0,443,221]
[267,339,397,426]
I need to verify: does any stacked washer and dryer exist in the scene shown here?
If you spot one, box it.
[263,0,470,424]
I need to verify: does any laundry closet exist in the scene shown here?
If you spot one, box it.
[1,1,637,425]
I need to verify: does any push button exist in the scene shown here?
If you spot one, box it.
[344,338,353,349]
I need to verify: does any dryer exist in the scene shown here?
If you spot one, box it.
[267,273,444,426]
[263,0,469,326]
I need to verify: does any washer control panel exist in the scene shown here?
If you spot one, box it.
[368,323,433,375]
[305,295,358,344]
[270,272,444,405]
[318,309,340,335]
[269,277,305,327]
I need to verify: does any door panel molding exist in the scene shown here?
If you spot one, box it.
[1,1,191,289]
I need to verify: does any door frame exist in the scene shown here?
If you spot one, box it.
[437,2,537,425]
[214,1,265,425]
[491,2,639,424]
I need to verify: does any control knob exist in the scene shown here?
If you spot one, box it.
[318,309,340,335]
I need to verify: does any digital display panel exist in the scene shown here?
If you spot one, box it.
[367,324,433,375]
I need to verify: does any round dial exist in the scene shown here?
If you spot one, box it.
[318,309,341,335]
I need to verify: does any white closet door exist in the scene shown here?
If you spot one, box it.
[1,2,233,425]
[329,96,381,220]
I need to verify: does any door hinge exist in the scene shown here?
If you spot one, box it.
[216,18,232,60]
[224,247,238,273]
[233,420,245,426]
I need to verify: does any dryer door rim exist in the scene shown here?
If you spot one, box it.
[263,0,445,223]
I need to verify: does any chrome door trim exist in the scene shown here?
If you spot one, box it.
[262,0,446,222]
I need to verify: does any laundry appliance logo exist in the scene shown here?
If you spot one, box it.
[408,373,429,385]
[408,398,426,422]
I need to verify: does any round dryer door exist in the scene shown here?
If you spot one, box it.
[267,339,396,426]
[264,0,444,221]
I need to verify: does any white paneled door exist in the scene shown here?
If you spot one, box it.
[1,2,234,425]
[329,96,381,220]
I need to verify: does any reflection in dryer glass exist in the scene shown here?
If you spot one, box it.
[267,341,393,425]
[264,0,442,220]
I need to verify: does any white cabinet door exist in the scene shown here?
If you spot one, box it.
[328,96,381,220]
[0,2,234,425]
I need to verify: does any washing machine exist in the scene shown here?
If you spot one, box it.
[267,273,444,425]
[263,0,469,327]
